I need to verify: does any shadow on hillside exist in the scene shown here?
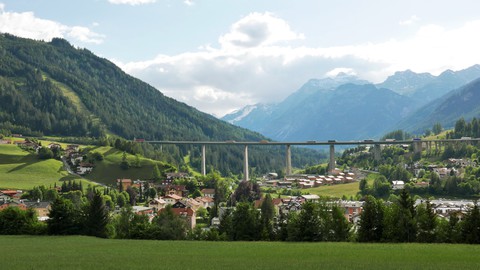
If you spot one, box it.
[60,175,79,182]
[6,155,38,172]
[103,148,117,156]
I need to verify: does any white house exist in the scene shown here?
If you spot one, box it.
[392,180,405,190]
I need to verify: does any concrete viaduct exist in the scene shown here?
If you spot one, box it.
[143,138,479,180]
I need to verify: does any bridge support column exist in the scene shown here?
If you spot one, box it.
[286,144,292,176]
[329,144,335,173]
[201,144,206,176]
[244,145,249,181]
[373,144,381,161]
[413,141,422,155]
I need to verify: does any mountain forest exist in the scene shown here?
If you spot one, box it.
[0,34,324,175]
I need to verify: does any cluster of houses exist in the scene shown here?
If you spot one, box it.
[64,144,95,175]
[412,158,478,179]
[0,190,51,221]
[262,170,356,189]
[116,178,215,230]
[250,195,364,223]
[415,199,478,220]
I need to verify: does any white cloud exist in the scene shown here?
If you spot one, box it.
[107,0,157,5]
[0,6,105,44]
[67,26,105,44]
[219,12,304,48]
[399,15,420,26]
[183,0,195,6]
[325,68,357,77]
[0,3,4,13]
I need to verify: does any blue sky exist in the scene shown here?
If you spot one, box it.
[1,0,480,116]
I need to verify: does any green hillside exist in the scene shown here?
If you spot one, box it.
[0,142,178,189]
[0,144,89,189]
[82,146,175,185]
[0,33,324,175]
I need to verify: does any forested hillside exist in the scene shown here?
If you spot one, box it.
[0,34,324,174]
[0,34,258,141]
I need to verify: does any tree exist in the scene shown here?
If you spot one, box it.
[150,205,187,240]
[231,180,261,205]
[287,202,321,241]
[126,186,138,206]
[416,200,437,243]
[84,191,109,238]
[44,189,59,201]
[231,202,260,241]
[38,146,54,159]
[358,196,384,242]
[134,154,141,168]
[120,151,129,170]
[0,207,40,235]
[372,175,391,198]
[436,212,461,243]
[384,190,416,242]
[218,208,234,240]
[30,186,43,201]
[432,122,442,135]
[359,178,369,195]
[328,204,351,241]
[260,193,275,240]
[47,197,82,235]
[461,202,480,244]
[117,192,127,207]
[152,164,161,181]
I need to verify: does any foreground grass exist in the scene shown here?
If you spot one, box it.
[1,236,479,270]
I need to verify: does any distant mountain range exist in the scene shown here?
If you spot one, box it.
[223,65,480,140]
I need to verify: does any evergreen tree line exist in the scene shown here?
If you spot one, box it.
[3,189,480,244]
[358,191,480,244]
[446,117,480,139]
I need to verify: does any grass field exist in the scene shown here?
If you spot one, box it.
[0,144,94,190]
[84,146,170,185]
[1,236,480,270]
[303,175,375,199]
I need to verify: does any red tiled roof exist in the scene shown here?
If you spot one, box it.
[0,190,18,195]
[201,188,215,194]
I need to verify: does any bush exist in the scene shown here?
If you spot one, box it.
[38,147,54,159]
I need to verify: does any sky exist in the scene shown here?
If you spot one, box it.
[1,0,480,117]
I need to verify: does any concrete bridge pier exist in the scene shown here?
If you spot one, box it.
[329,144,335,173]
[201,144,206,176]
[244,145,249,181]
[413,140,422,155]
[373,144,382,161]
[286,144,292,176]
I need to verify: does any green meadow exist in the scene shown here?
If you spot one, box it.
[0,143,105,190]
[1,236,479,270]
[83,146,170,185]
[303,175,375,199]
[0,144,83,189]
[0,142,172,189]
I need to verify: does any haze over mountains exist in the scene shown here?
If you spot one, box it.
[222,65,480,141]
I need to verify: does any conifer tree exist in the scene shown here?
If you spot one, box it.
[84,191,109,238]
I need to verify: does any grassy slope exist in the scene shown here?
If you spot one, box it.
[1,236,479,270]
[303,174,375,198]
[0,144,86,190]
[83,146,170,186]
[303,181,362,198]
